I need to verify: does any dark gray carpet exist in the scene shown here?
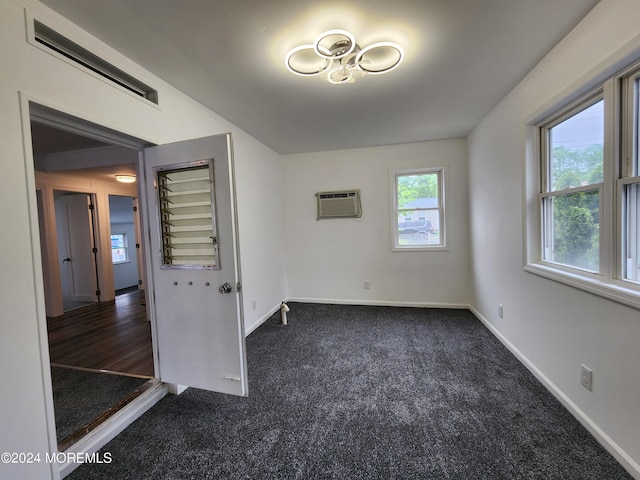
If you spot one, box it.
[52,367,149,442]
[67,304,632,479]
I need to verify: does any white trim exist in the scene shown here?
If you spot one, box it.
[244,301,283,336]
[524,262,640,310]
[469,306,640,479]
[390,167,446,251]
[59,382,168,478]
[391,246,451,253]
[30,103,150,151]
[525,33,640,126]
[285,297,469,309]
[19,92,60,480]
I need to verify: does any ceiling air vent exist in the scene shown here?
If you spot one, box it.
[316,190,362,219]
[33,20,158,104]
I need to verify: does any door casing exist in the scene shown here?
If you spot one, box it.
[21,96,247,476]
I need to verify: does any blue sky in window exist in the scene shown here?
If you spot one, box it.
[551,100,604,149]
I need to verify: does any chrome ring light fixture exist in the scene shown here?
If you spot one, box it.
[285,29,404,84]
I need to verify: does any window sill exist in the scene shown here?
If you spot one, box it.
[392,246,450,252]
[524,262,640,310]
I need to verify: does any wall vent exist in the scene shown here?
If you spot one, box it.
[316,190,362,219]
[33,20,159,104]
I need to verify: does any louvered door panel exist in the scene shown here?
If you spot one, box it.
[156,162,219,268]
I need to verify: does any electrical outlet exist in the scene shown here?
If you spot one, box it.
[498,304,503,318]
[364,280,371,289]
[580,364,593,391]
[251,299,257,310]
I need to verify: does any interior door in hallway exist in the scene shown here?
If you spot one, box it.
[54,192,99,310]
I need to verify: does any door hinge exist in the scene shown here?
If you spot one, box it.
[138,280,143,285]
[96,290,101,296]
[136,243,140,249]
[88,203,95,211]
[92,247,98,254]
[212,236,217,245]
[133,206,138,212]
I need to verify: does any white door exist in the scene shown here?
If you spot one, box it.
[144,134,248,396]
[55,193,99,307]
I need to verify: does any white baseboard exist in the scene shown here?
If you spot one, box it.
[285,296,469,310]
[244,301,283,337]
[469,306,640,480]
[59,382,168,478]
[245,298,469,337]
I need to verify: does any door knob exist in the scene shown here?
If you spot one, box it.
[218,282,232,294]
[62,257,71,263]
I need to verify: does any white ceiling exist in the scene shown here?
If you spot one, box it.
[39,0,600,155]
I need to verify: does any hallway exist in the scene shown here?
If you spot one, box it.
[47,290,154,377]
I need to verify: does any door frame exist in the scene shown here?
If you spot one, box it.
[22,93,247,476]
[20,93,167,478]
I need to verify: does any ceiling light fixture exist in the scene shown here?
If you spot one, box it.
[285,29,404,84]
[115,175,136,183]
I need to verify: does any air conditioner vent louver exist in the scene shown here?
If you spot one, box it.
[316,190,362,219]
[33,20,159,104]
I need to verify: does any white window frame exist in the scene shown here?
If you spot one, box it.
[539,90,605,274]
[524,56,640,310]
[621,67,640,285]
[391,167,446,252]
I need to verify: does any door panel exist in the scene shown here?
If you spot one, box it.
[55,193,99,307]
[144,134,247,396]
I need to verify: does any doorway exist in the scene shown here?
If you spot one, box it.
[25,101,249,478]
[109,195,143,296]
[54,191,100,311]
[31,117,156,451]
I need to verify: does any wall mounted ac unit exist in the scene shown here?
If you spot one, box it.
[316,190,362,219]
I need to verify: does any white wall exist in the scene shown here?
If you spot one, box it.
[283,139,469,307]
[0,1,285,478]
[468,0,640,475]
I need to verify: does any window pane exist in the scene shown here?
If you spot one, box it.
[549,100,604,191]
[397,212,440,246]
[111,234,128,263]
[394,170,443,249]
[635,78,640,176]
[112,248,127,263]
[157,164,218,268]
[624,183,640,282]
[397,173,439,208]
[111,234,125,249]
[544,190,600,272]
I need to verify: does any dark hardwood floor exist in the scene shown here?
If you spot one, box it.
[47,290,154,377]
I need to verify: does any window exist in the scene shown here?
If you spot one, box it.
[622,69,640,283]
[111,233,128,263]
[526,59,640,308]
[392,168,445,250]
[541,96,604,272]
[156,162,218,268]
